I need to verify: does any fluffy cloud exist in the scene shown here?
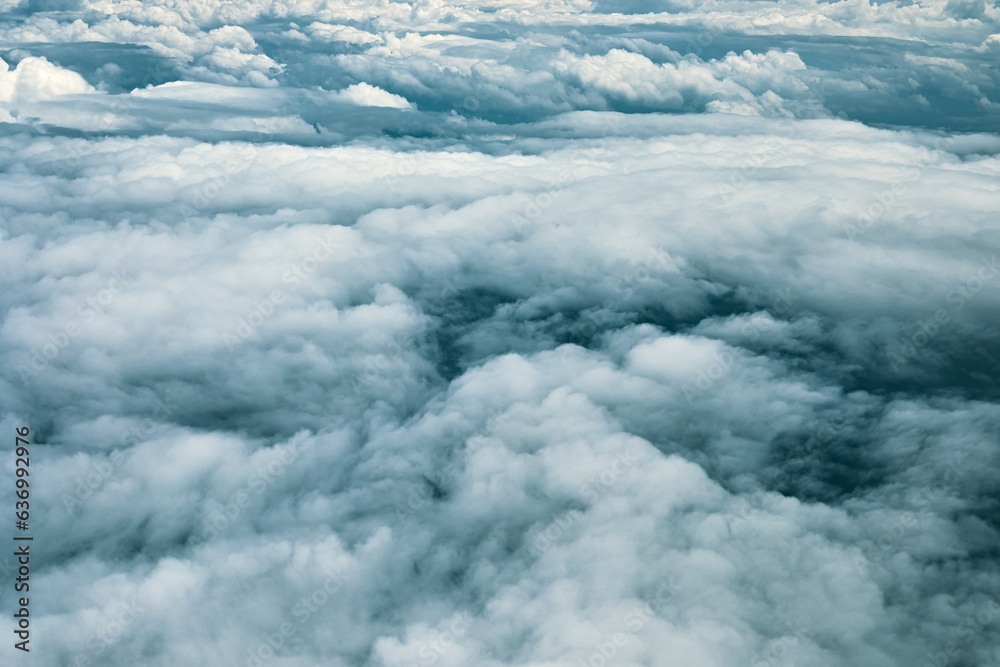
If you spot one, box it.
[0,56,96,120]
[0,0,998,665]
[333,82,414,109]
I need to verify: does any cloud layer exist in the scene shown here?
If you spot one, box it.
[0,0,998,665]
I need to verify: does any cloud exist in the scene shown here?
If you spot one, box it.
[0,56,96,119]
[332,82,414,109]
[301,22,382,45]
[0,0,999,665]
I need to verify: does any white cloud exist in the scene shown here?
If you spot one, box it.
[303,22,382,44]
[0,56,95,107]
[332,82,414,109]
[0,0,999,665]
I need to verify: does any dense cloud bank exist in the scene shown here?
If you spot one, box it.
[1,0,999,665]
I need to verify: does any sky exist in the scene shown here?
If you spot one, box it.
[0,0,999,665]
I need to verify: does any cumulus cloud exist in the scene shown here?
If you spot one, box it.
[0,56,96,120]
[0,0,998,665]
[332,82,414,109]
